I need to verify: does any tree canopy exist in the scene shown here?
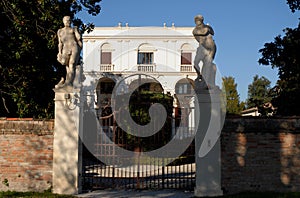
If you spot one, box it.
[258,0,299,115]
[222,76,244,115]
[286,0,300,12]
[246,75,273,115]
[0,0,102,118]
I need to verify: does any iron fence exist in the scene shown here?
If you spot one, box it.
[82,103,195,191]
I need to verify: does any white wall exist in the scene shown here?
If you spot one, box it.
[82,26,199,96]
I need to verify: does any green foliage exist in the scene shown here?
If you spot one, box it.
[222,76,244,115]
[116,91,173,151]
[0,191,300,198]
[0,190,75,197]
[246,75,272,109]
[0,0,101,118]
[258,4,300,115]
[220,192,300,198]
[286,0,300,12]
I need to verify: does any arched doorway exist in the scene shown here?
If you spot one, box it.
[81,75,195,191]
[95,77,116,110]
[174,78,195,139]
[129,78,163,93]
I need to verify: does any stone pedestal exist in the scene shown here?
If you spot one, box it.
[194,89,223,197]
[53,88,82,194]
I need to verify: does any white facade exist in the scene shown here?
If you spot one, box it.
[82,25,198,136]
[82,25,198,95]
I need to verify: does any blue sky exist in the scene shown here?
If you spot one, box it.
[78,0,299,101]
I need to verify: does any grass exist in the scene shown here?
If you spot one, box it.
[1,191,300,198]
[0,191,76,198]
[211,192,300,198]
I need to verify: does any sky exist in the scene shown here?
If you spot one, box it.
[77,0,299,101]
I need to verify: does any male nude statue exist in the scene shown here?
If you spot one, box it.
[56,16,82,88]
[193,15,217,88]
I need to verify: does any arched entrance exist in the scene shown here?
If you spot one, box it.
[95,77,116,111]
[81,75,196,191]
[174,78,195,139]
[128,78,163,93]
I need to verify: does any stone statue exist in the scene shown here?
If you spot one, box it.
[56,16,82,88]
[193,15,217,89]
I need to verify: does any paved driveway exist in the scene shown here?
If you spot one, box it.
[77,189,193,198]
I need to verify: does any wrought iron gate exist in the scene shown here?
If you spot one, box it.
[82,102,195,191]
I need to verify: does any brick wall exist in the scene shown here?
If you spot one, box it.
[0,117,300,194]
[221,117,300,194]
[0,119,54,192]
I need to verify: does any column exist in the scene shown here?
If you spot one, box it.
[52,89,82,194]
[194,88,223,197]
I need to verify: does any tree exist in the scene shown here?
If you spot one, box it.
[0,0,101,118]
[286,0,300,12]
[222,76,244,115]
[114,90,173,151]
[258,0,299,115]
[246,75,272,108]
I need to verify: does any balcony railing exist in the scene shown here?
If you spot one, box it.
[100,64,114,72]
[137,64,156,72]
[180,65,193,72]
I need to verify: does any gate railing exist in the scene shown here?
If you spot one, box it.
[82,106,195,191]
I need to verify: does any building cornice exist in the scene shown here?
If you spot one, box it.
[83,26,195,41]
[83,71,197,77]
[83,35,195,41]
[91,26,194,30]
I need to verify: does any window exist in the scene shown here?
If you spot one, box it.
[138,52,153,64]
[181,52,192,65]
[137,44,155,72]
[101,52,111,64]
[100,43,114,71]
[137,44,155,65]
[100,43,113,64]
[175,78,194,95]
[176,83,192,94]
[180,44,193,72]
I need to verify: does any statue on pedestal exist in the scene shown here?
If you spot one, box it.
[193,15,217,89]
[56,16,82,89]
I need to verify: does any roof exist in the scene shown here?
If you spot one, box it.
[83,26,194,39]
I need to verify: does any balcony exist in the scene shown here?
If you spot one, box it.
[137,64,156,72]
[180,65,193,72]
[100,64,114,72]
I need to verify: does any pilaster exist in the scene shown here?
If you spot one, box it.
[52,88,82,194]
[194,88,223,197]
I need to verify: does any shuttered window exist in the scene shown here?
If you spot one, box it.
[101,52,111,64]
